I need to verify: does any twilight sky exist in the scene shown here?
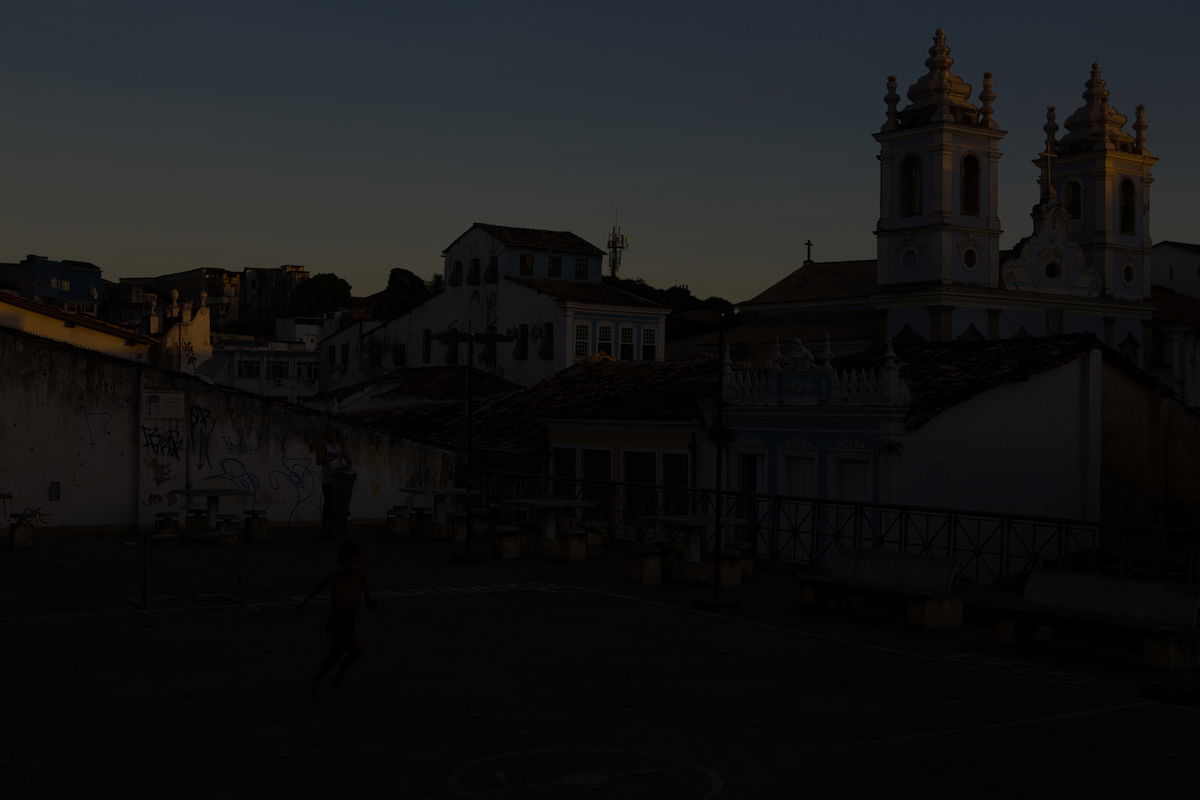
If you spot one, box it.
[3,1,1196,302]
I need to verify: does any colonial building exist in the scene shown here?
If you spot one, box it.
[721,31,1171,395]
[319,223,668,394]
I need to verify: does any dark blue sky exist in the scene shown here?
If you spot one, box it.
[3,1,1195,301]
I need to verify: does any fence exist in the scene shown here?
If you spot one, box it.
[475,469,1200,588]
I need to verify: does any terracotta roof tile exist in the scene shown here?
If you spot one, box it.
[506,277,662,308]
[446,223,606,256]
[1152,286,1200,325]
[738,260,878,307]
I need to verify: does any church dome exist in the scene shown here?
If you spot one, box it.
[897,30,980,127]
[1058,63,1136,154]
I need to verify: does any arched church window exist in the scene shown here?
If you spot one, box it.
[1119,179,1136,235]
[900,155,923,217]
[1065,181,1082,220]
[960,155,980,216]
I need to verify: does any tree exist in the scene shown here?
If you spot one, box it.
[428,273,445,294]
[294,273,352,316]
[374,267,432,319]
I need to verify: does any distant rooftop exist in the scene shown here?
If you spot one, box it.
[445,223,606,256]
[738,259,878,308]
[506,277,661,308]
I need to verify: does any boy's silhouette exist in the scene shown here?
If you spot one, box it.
[299,541,377,699]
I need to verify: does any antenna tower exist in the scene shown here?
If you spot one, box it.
[607,216,629,278]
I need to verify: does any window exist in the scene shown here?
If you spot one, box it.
[552,447,576,499]
[623,451,657,514]
[597,325,613,356]
[467,258,480,285]
[237,359,261,379]
[268,361,289,380]
[574,324,589,358]
[641,328,657,361]
[662,453,690,514]
[515,324,529,360]
[832,457,872,502]
[538,322,554,359]
[50,278,59,289]
[619,327,634,360]
[422,330,432,364]
[449,261,463,286]
[519,254,534,276]
[962,249,978,270]
[784,455,817,497]
[1065,181,1082,219]
[299,361,319,382]
[960,154,980,216]
[61,280,70,291]
[548,256,562,278]
[444,337,458,365]
[484,255,498,283]
[580,449,612,516]
[326,345,336,365]
[1119,179,1136,235]
[340,344,349,366]
[900,155,923,217]
[574,258,589,280]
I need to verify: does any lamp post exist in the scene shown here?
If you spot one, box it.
[434,327,513,561]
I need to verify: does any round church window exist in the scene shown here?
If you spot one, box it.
[902,248,919,271]
[1122,264,1136,286]
[1045,262,1062,280]
[962,248,978,270]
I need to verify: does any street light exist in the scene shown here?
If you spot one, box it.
[433,327,513,561]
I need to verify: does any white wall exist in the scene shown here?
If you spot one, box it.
[1153,244,1200,298]
[894,355,1100,519]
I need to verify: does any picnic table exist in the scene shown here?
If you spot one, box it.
[176,487,254,532]
[508,499,596,540]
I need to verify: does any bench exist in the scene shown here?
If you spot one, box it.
[797,548,963,630]
[243,509,269,542]
[630,539,671,586]
[993,569,1200,671]
[9,513,34,549]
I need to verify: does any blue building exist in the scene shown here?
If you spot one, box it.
[0,254,103,315]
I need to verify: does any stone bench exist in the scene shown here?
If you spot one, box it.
[243,510,269,542]
[9,513,34,549]
[630,540,671,586]
[797,548,963,630]
[992,569,1200,670]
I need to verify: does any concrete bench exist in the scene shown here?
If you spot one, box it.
[994,569,1200,670]
[798,548,963,630]
[243,510,269,542]
[9,513,34,549]
[630,540,671,586]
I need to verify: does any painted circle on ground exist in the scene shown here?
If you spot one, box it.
[448,747,723,799]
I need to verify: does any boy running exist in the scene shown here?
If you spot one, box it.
[299,541,377,698]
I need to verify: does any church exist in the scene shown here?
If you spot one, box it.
[734,30,1172,390]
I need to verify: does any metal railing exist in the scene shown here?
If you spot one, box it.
[474,469,1200,587]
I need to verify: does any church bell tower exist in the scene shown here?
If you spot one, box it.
[874,30,1006,288]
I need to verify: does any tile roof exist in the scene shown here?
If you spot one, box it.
[667,312,875,361]
[323,366,520,403]
[506,277,663,308]
[887,334,1102,430]
[357,359,716,455]
[447,223,606,256]
[738,259,878,307]
[0,290,159,345]
[1152,286,1200,326]
[1154,240,1200,255]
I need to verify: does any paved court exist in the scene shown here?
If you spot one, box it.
[3,530,1199,797]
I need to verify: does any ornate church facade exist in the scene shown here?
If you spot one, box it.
[739,30,1169,383]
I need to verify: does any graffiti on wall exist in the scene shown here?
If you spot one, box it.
[269,454,316,521]
[223,436,258,456]
[203,458,261,493]
[141,426,184,460]
[188,405,215,469]
[79,408,113,454]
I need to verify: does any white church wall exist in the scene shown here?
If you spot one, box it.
[952,308,988,340]
[999,310,1043,338]
[895,357,1098,519]
[887,306,929,340]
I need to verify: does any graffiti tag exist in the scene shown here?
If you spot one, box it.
[188,405,215,469]
[141,426,184,459]
[269,455,316,522]
[203,457,261,493]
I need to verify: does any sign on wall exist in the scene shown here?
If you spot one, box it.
[142,392,186,420]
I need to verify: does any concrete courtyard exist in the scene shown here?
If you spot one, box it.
[3,528,1199,798]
